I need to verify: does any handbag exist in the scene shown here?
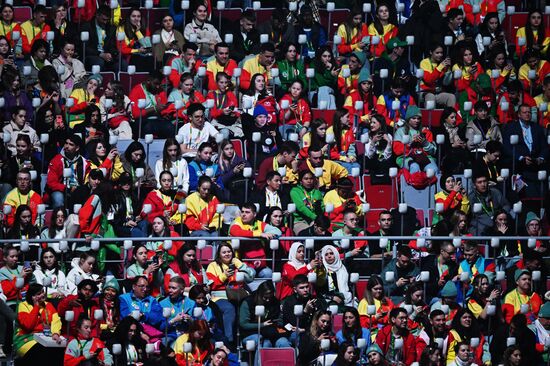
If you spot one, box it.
[226,284,250,303]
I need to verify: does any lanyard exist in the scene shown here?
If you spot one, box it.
[215,91,226,109]
[77,339,90,352]
[1,21,13,37]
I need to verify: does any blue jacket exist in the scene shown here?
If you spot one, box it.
[119,292,165,329]
[188,160,224,192]
[159,295,186,338]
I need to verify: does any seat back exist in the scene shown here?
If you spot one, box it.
[400,175,435,211]
[362,175,398,209]
[259,348,296,366]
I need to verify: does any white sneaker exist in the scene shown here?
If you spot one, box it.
[0,345,6,358]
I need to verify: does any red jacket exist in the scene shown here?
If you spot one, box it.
[57,295,101,338]
[375,325,417,364]
[280,262,310,300]
[46,153,90,193]
[496,92,536,124]
[141,190,178,224]
[167,56,202,88]
[128,83,168,119]
[205,90,239,120]
[278,95,311,126]
[79,195,102,237]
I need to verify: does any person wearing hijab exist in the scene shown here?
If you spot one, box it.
[433,174,470,224]
[316,245,353,308]
[280,242,320,300]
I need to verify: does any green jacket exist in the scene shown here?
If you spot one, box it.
[312,67,337,90]
[277,59,306,90]
[290,185,324,224]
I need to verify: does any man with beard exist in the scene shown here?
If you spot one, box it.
[532,302,550,363]
[375,307,417,365]
[46,134,90,209]
[381,246,420,303]
[503,269,543,324]
[57,279,100,338]
[468,171,510,235]
[421,241,459,299]
[298,144,348,191]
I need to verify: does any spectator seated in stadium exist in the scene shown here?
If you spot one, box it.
[184,3,221,59]
[58,279,100,339]
[64,316,113,366]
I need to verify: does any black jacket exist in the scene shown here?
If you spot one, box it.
[420,254,458,299]
[80,19,119,58]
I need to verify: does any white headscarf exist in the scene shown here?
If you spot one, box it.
[321,245,352,305]
[288,242,306,270]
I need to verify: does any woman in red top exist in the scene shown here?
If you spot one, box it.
[279,80,312,139]
[336,8,369,57]
[141,170,179,224]
[452,45,484,93]
[164,243,207,293]
[280,242,319,300]
[367,4,398,58]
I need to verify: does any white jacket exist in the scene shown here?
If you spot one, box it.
[65,257,101,295]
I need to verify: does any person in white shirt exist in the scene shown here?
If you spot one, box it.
[154,137,190,193]
[177,103,218,158]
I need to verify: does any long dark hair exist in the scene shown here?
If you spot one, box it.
[313,45,336,74]
[83,104,101,126]
[308,118,327,149]
[343,8,363,44]
[39,247,60,271]
[245,73,267,96]
[334,342,358,366]
[479,12,502,38]
[332,108,349,153]
[341,307,362,342]
[0,35,13,58]
[363,275,388,306]
[123,8,147,40]
[253,280,276,305]
[124,140,146,168]
[525,9,544,50]
[9,204,39,239]
[373,2,394,36]
[48,207,67,238]
[162,138,182,170]
[151,216,171,237]
[450,308,481,341]
[94,181,115,215]
[108,316,147,364]
[175,243,201,274]
[86,138,110,166]
[470,273,490,306]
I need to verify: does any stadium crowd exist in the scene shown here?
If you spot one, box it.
[0,0,546,365]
